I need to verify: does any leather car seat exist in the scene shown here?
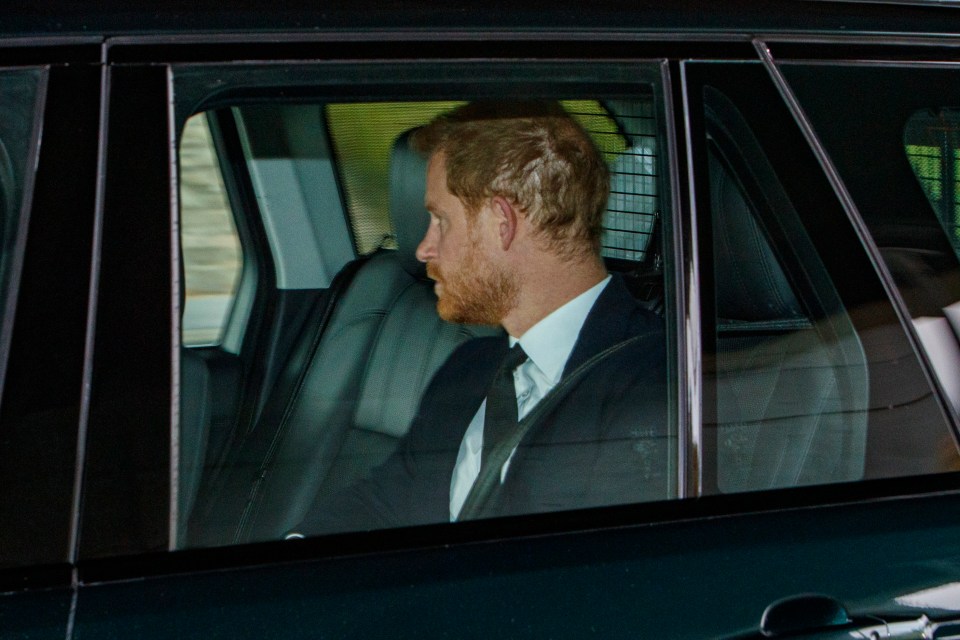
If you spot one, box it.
[709,149,869,492]
[186,132,499,546]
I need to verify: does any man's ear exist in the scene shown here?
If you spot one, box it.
[491,196,519,251]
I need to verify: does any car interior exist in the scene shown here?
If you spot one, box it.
[178,98,667,547]
[185,131,502,546]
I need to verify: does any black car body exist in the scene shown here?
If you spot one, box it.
[4,1,960,637]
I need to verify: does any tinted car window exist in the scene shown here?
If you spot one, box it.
[704,91,869,492]
[172,62,676,548]
[904,109,960,257]
[0,69,44,384]
[781,63,960,461]
[781,64,960,320]
[0,67,57,568]
[685,63,958,493]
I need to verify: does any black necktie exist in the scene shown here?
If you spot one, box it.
[481,344,529,475]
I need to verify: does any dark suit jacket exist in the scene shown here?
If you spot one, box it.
[298,275,668,533]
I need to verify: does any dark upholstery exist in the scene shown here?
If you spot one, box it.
[186,132,499,546]
[710,153,803,325]
[178,348,212,545]
[709,150,869,492]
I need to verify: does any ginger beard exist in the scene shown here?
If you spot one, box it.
[426,225,519,327]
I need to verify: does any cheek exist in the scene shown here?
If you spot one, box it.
[439,231,467,259]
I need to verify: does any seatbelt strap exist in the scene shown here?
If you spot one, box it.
[456,331,649,521]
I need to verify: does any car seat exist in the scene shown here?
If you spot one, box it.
[186,132,500,546]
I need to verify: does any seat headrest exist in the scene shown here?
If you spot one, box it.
[709,150,804,323]
[389,131,429,278]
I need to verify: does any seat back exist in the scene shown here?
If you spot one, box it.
[177,348,211,544]
[709,149,869,492]
[187,132,499,546]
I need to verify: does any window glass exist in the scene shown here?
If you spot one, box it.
[687,63,957,496]
[179,113,243,347]
[903,112,960,415]
[705,103,869,492]
[173,74,675,549]
[0,69,44,355]
[781,63,960,463]
[0,67,50,568]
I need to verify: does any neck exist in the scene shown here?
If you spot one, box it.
[501,254,607,338]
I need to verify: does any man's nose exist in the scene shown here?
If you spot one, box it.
[415,224,437,263]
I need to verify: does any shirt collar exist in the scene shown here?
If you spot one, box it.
[509,275,612,385]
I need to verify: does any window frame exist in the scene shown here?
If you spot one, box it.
[168,58,683,546]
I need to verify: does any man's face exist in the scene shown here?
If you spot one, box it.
[416,152,517,326]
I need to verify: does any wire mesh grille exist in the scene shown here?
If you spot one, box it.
[584,99,658,263]
[905,112,960,255]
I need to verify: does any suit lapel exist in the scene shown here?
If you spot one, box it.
[561,275,638,378]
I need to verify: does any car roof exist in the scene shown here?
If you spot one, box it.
[5,0,960,41]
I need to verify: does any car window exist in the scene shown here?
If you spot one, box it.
[171,61,676,549]
[0,69,45,380]
[780,63,960,458]
[704,90,870,492]
[0,67,52,568]
[687,63,959,495]
[905,109,960,259]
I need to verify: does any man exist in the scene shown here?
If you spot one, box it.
[296,101,667,533]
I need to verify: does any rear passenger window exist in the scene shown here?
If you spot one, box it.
[172,62,676,548]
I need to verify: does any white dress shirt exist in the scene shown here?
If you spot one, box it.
[449,275,612,521]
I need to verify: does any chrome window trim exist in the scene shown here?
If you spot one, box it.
[167,63,182,552]
[676,59,704,498]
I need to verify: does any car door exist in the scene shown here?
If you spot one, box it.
[58,31,960,640]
